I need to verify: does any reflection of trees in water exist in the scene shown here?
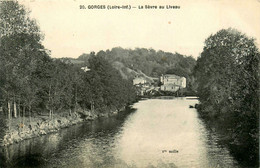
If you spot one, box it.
[1,133,56,167]
[1,108,136,167]
[198,117,245,168]
[46,108,137,167]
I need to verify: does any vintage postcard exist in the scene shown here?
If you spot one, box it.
[0,0,259,167]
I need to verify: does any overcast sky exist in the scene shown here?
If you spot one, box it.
[21,0,260,59]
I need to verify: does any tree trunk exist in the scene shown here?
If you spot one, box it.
[49,109,52,119]
[8,100,11,120]
[91,100,94,115]
[51,97,54,120]
[29,105,31,123]
[48,85,52,119]
[18,98,20,118]
[13,98,17,118]
[74,86,77,113]
[22,106,25,131]
[23,106,25,123]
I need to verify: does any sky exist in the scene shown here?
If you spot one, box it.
[21,0,260,59]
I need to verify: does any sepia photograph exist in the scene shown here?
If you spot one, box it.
[0,0,259,167]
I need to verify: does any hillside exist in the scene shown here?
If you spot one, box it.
[61,47,196,78]
[112,61,154,82]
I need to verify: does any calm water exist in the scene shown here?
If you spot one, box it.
[0,97,240,168]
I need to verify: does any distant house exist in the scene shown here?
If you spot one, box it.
[160,74,186,92]
[81,66,90,72]
[133,77,147,85]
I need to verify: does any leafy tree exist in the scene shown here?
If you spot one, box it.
[0,1,41,38]
[0,1,54,124]
[0,1,137,124]
[79,52,136,115]
[89,47,196,78]
[0,1,45,120]
[194,28,259,166]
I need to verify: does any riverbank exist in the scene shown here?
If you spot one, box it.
[1,98,243,168]
[0,106,131,146]
[0,112,88,146]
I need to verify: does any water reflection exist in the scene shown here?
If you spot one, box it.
[0,98,240,168]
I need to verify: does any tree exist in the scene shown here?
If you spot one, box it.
[194,28,259,165]
[0,1,41,38]
[0,1,47,121]
[79,52,136,116]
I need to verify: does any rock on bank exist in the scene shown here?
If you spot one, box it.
[1,112,95,146]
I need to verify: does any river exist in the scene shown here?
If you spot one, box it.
[0,97,240,168]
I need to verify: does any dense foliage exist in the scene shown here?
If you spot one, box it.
[194,28,259,166]
[79,52,137,115]
[0,1,136,120]
[77,47,197,93]
[79,47,196,77]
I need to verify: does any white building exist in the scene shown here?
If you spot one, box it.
[160,74,186,92]
[81,66,90,72]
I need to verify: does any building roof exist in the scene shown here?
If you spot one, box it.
[163,74,183,79]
